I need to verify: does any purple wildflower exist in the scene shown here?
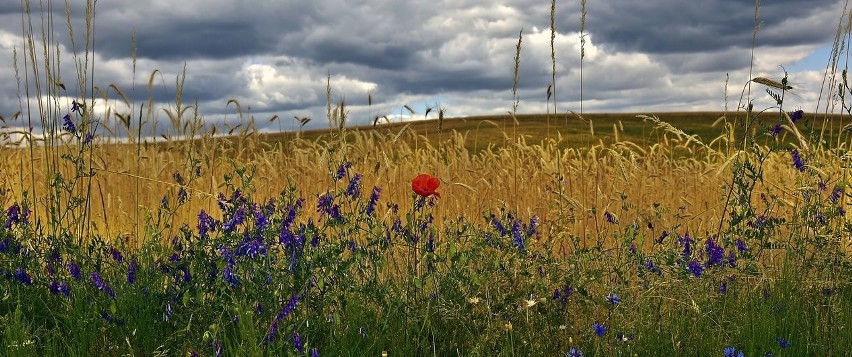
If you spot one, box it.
[197,210,216,238]
[276,294,300,321]
[527,216,539,237]
[679,232,693,260]
[645,259,661,274]
[604,211,617,224]
[656,230,669,244]
[222,205,245,232]
[365,186,381,216]
[777,336,791,348]
[5,203,21,228]
[14,268,32,285]
[830,186,844,204]
[735,239,748,253]
[62,114,76,133]
[346,173,362,198]
[179,266,191,283]
[311,348,319,357]
[67,261,82,280]
[254,208,270,233]
[101,311,124,325]
[335,162,352,180]
[512,220,525,253]
[705,238,725,267]
[771,123,782,137]
[317,192,343,222]
[790,109,804,122]
[293,330,304,353]
[110,248,124,264]
[791,149,806,172]
[49,280,71,296]
[222,265,239,287]
[90,272,115,298]
[264,320,279,344]
[164,302,173,321]
[567,347,584,357]
[490,214,506,235]
[127,260,137,285]
[688,260,704,278]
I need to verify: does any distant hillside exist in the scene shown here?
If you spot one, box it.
[253,111,849,153]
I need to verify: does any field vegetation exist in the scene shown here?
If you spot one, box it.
[1,0,851,356]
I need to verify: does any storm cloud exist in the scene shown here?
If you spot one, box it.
[0,0,845,134]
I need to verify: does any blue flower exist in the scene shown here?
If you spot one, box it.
[293,330,304,353]
[593,322,607,337]
[777,336,791,348]
[830,186,844,204]
[317,192,343,222]
[365,186,381,216]
[771,123,782,137]
[110,248,124,264]
[335,162,352,181]
[222,265,239,287]
[346,173,362,198]
[490,214,506,235]
[49,280,71,296]
[688,260,704,278]
[735,239,748,253]
[790,109,804,122]
[222,205,246,232]
[127,260,137,285]
[644,258,659,273]
[512,220,525,253]
[656,230,669,244]
[197,210,217,239]
[62,114,76,133]
[705,238,725,267]
[527,216,539,237]
[90,272,115,298]
[5,203,21,228]
[678,232,693,261]
[724,346,744,357]
[276,294,300,321]
[791,149,806,172]
[604,211,618,224]
[567,347,584,357]
[606,293,621,305]
[67,261,82,280]
[14,268,32,286]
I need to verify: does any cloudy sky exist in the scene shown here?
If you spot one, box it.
[0,0,847,134]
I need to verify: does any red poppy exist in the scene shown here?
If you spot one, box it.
[411,174,441,198]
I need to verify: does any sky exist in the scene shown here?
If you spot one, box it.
[0,0,847,135]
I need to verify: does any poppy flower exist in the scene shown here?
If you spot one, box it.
[411,174,440,198]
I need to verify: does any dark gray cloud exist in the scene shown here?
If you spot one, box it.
[0,0,845,137]
[582,0,841,54]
